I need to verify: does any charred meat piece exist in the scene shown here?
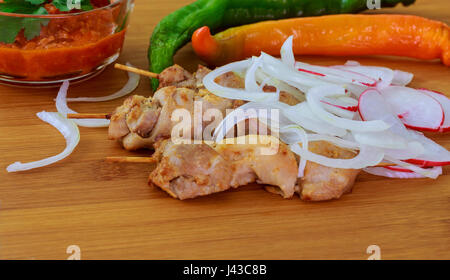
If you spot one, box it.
[149,135,298,200]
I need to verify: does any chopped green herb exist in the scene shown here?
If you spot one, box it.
[0,0,95,44]
[53,0,93,12]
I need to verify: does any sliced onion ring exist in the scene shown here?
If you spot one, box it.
[7,111,80,172]
[290,143,384,169]
[204,59,279,103]
[56,81,110,128]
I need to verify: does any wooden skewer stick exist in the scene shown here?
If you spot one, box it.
[67,113,111,120]
[105,156,158,163]
[114,63,159,79]
[105,155,395,168]
[375,162,397,167]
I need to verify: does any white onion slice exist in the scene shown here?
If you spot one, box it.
[7,111,80,172]
[204,59,279,102]
[245,56,263,92]
[280,36,295,68]
[290,143,384,169]
[255,70,305,101]
[260,53,329,90]
[284,103,348,136]
[56,81,110,128]
[66,62,140,102]
[352,131,408,150]
[306,134,360,150]
[306,85,390,132]
[279,125,308,178]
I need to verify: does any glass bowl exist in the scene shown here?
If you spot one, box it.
[0,0,134,87]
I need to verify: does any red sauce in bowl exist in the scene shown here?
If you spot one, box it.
[0,1,128,81]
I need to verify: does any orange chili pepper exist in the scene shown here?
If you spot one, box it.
[192,14,450,66]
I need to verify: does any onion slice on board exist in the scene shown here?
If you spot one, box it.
[56,81,111,128]
[7,111,80,172]
[66,63,140,102]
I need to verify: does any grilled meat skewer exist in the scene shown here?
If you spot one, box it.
[109,64,361,201]
[149,136,360,201]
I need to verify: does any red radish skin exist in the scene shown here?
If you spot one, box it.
[329,66,378,86]
[358,89,384,122]
[384,166,414,173]
[321,100,358,112]
[297,68,326,77]
[400,93,444,132]
[418,88,450,132]
[380,86,444,132]
[297,65,378,87]
[404,158,450,167]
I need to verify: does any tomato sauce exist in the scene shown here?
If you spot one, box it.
[0,2,127,81]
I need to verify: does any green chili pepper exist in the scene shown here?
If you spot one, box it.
[148,0,415,90]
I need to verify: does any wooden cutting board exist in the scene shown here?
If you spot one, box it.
[0,0,449,260]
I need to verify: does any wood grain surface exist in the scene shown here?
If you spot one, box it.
[0,0,449,260]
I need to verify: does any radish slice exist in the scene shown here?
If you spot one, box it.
[380,86,444,132]
[392,70,414,86]
[321,96,358,112]
[363,166,442,179]
[332,65,394,89]
[384,166,414,173]
[56,81,111,128]
[402,131,450,166]
[66,62,140,102]
[418,89,450,132]
[385,156,444,178]
[7,111,80,172]
[306,86,390,132]
[358,89,411,138]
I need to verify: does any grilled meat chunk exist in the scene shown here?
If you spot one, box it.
[149,136,298,200]
[297,141,361,201]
